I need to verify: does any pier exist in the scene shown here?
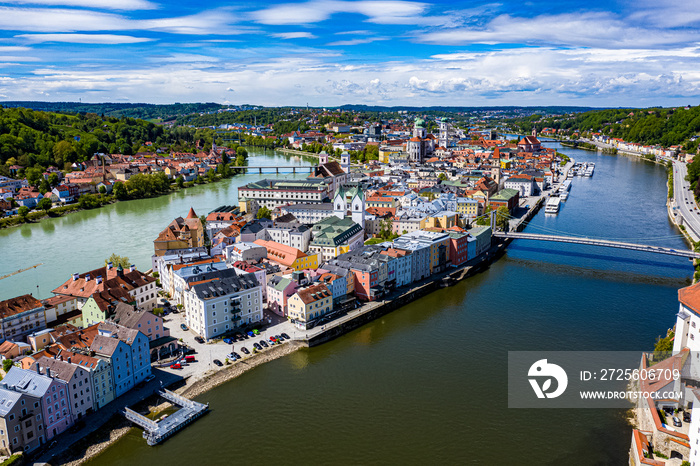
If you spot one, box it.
[124,389,208,446]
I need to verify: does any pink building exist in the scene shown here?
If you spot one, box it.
[32,356,94,419]
[3,366,73,440]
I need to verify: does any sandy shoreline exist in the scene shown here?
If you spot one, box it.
[59,341,304,465]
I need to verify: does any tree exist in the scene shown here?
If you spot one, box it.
[25,167,43,187]
[2,359,13,373]
[17,206,29,220]
[476,205,492,226]
[195,175,204,184]
[39,179,50,194]
[53,140,76,167]
[113,181,128,200]
[495,206,511,230]
[256,206,272,220]
[99,185,107,194]
[438,173,448,181]
[37,197,52,212]
[176,175,184,188]
[78,194,101,209]
[105,253,130,268]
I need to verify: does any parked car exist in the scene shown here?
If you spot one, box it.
[259,340,268,348]
[673,416,682,427]
[269,337,277,343]
[232,352,241,359]
[195,336,205,344]
[144,374,155,383]
[180,323,188,331]
[241,347,250,355]
[247,331,255,337]
[170,363,182,369]
[684,412,691,422]
[226,353,236,360]
[223,337,233,344]
[253,343,262,351]
[213,359,223,367]
[184,355,196,363]
[274,334,282,341]
[281,333,290,339]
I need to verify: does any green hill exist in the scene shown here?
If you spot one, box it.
[0,106,220,176]
[510,106,700,151]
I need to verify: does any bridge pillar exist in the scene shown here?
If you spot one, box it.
[293,167,296,173]
[276,167,279,174]
[490,210,496,230]
[259,168,262,174]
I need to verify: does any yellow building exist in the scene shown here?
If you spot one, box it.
[287,283,333,329]
[500,159,512,169]
[253,239,319,271]
[154,207,204,256]
[425,212,459,229]
[456,198,480,217]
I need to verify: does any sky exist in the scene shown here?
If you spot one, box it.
[0,0,699,107]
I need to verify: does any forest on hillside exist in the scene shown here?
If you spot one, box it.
[509,106,700,151]
[0,107,223,176]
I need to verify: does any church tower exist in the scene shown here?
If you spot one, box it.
[319,151,328,164]
[333,187,346,219]
[532,126,537,138]
[439,118,449,149]
[341,152,350,173]
[350,188,365,229]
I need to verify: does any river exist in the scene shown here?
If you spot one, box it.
[0,149,316,300]
[2,145,692,465]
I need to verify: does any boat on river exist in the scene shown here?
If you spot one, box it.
[545,197,561,214]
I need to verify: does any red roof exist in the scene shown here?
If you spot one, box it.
[186,207,198,219]
[679,283,700,314]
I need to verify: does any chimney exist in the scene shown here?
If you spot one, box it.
[72,273,79,281]
[46,368,51,378]
[107,261,113,270]
[36,363,40,374]
[85,274,91,282]
[96,275,103,285]
[67,357,71,364]
[130,264,136,273]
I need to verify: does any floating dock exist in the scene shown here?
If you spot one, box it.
[124,389,209,446]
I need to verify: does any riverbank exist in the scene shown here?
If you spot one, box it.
[54,341,304,465]
[70,238,513,465]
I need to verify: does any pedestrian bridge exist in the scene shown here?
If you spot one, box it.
[493,231,700,259]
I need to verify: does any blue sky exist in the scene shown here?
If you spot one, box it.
[0,0,699,106]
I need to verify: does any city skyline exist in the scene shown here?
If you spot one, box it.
[0,0,699,106]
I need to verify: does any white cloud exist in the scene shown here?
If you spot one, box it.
[334,30,372,35]
[417,13,700,48]
[0,55,39,62]
[2,0,158,10]
[0,46,31,52]
[3,43,698,107]
[16,34,153,44]
[271,32,317,39]
[327,37,387,46]
[0,7,243,35]
[250,0,431,26]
